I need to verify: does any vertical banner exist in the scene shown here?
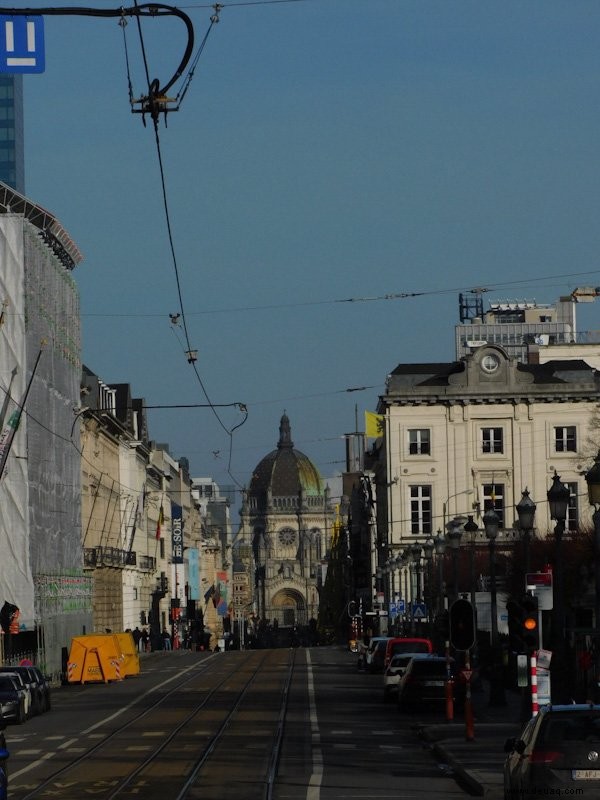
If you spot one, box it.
[171,502,183,564]
[216,570,229,617]
[187,547,200,600]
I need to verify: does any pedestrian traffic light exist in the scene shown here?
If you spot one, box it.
[521,593,539,653]
[449,598,475,651]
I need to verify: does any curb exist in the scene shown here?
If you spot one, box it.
[417,725,485,797]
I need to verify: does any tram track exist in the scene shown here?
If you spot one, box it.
[12,648,298,800]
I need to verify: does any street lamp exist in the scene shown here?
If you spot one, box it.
[422,537,434,634]
[547,471,570,702]
[516,488,536,577]
[483,507,506,706]
[584,451,600,702]
[463,515,479,621]
[446,518,463,603]
[434,531,446,614]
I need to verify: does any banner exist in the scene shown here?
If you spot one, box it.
[187,547,200,600]
[215,570,229,617]
[171,503,183,564]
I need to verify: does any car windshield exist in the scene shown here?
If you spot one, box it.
[391,656,412,667]
[539,713,600,744]
[0,677,16,690]
[392,642,430,655]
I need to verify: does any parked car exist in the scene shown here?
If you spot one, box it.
[357,637,389,672]
[397,655,460,710]
[29,666,51,712]
[504,704,600,798]
[0,675,26,724]
[0,671,30,718]
[0,667,49,715]
[383,637,434,669]
[383,653,423,701]
[367,638,391,674]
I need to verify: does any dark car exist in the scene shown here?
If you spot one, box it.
[504,704,600,798]
[0,666,45,715]
[0,666,50,715]
[397,655,461,709]
[368,638,391,674]
[0,675,26,724]
[29,666,51,712]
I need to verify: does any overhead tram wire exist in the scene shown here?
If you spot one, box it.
[78,266,600,319]
[127,6,248,487]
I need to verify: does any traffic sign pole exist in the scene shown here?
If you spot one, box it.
[464,649,474,741]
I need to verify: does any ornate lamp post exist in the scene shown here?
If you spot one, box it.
[483,507,506,706]
[422,537,434,632]
[547,471,570,702]
[434,531,446,615]
[463,515,479,627]
[516,488,536,577]
[446,518,463,604]
[584,452,600,702]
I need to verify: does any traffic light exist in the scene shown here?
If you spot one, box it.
[506,599,525,653]
[449,598,475,651]
[521,593,539,653]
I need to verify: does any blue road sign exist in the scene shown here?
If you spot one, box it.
[412,601,428,620]
[0,16,44,73]
[390,599,406,616]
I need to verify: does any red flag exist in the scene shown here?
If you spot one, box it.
[156,503,164,539]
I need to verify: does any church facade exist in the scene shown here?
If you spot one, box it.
[236,414,334,629]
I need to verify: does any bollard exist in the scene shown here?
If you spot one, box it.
[445,640,454,721]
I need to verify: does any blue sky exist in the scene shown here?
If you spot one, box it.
[20,0,600,505]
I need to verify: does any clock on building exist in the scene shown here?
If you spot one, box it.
[481,353,500,374]
[278,527,296,546]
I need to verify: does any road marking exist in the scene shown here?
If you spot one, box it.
[9,658,206,780]
[306,650,322,800]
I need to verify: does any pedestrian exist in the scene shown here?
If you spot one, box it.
[132,627,142,650]
[162,628,172,651]
[140,627,149,653]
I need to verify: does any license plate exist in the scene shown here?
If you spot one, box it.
[572,770,600,780]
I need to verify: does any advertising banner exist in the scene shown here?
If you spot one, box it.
[171,503,183,564]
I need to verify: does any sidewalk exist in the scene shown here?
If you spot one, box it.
[417,682,525,798]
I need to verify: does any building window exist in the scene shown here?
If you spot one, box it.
[483,483,504,528]
[482,427,503,454]
[566,482,579,533]
[554,426,577,453]
[408,429,430,455]
[410,485,432,534]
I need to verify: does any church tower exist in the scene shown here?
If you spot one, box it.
[236,414,333,633]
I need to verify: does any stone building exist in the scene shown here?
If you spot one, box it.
[236,414,334,630]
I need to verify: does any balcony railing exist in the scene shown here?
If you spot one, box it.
[84,547,156,572]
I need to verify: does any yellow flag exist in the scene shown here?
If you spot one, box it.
[364,411,385,438]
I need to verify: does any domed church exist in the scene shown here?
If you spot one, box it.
[237,414,334,630]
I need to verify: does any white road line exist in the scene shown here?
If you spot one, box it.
[9,658,208,780]
[306,650,322,800]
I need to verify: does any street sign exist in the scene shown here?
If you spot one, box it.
[460,669,473,683]
[412,601,427,620]
[0,16,44,73]
[526,571,553,610]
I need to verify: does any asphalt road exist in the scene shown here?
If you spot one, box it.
[2,647,474,800]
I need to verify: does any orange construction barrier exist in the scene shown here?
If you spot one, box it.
[67,632,141,684]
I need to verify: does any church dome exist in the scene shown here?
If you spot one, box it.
[249,414,324,500]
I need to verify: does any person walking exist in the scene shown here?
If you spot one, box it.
[161,629,172,651]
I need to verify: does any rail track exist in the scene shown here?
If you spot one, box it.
[11,648,298,800]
